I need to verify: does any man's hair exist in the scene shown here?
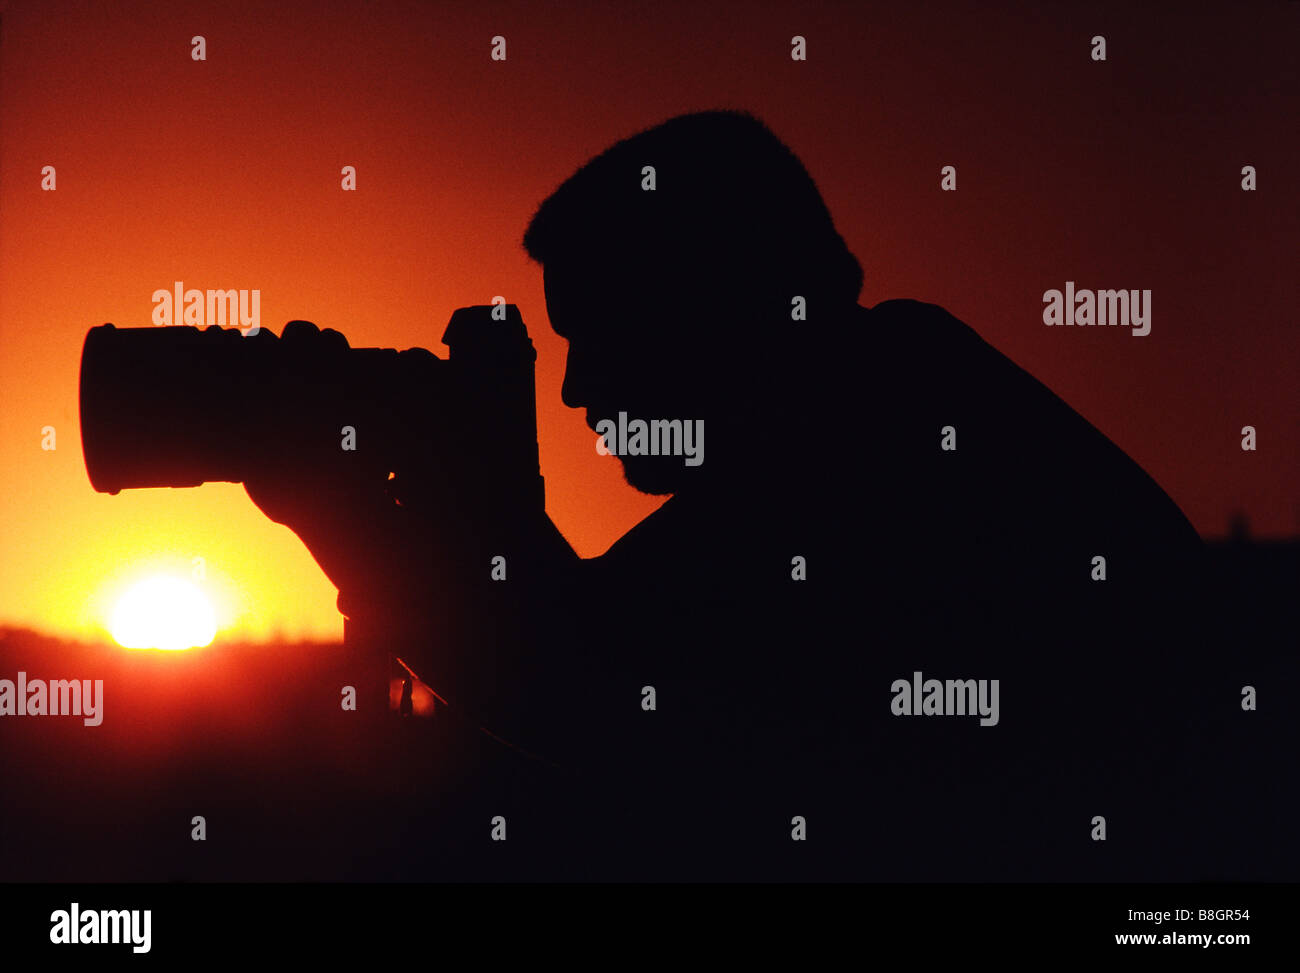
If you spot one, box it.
[522,110,864,310]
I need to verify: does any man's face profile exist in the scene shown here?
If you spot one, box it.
[543,260,708,497]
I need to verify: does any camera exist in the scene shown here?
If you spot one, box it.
[79,306,545,518]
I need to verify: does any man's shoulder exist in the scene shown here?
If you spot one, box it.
[860,298,989,345]
[861,297,1201,550]
[863,297,970,325]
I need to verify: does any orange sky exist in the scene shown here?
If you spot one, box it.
[1,0,1296,643]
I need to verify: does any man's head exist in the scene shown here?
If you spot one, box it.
[523,110,862,495]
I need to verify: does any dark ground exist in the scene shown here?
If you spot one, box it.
[0,537,1294,882]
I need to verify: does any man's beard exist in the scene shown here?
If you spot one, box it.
[618,453,685,496]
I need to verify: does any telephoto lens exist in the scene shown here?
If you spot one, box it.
[80,322,377,494]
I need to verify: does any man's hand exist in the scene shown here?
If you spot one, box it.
[240,320,437,615]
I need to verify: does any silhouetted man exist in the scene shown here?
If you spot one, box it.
[244,110,1239,881]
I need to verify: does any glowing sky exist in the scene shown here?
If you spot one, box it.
[1,0,1295,642]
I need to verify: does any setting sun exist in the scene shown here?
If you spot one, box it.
[109,576,217,650]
